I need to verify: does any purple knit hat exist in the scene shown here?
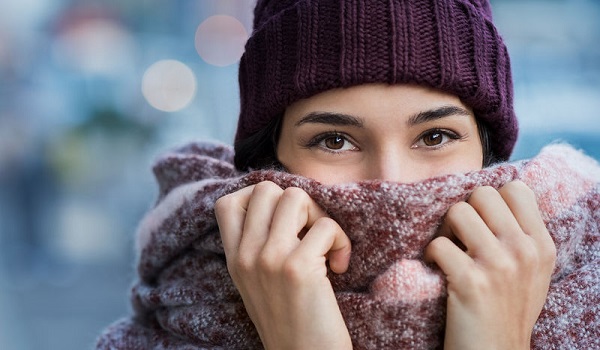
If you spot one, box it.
[235,0,517,161]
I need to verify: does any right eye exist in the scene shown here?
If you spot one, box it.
[322,134,349,150]
[307,132,358,153]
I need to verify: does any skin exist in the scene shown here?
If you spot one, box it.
[277,84,483,184]
[215,83,556,350]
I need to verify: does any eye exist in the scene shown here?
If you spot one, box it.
[323,134,348,150]
[413,129,460,149]
[422,131,444,146]
[305,132,358,153]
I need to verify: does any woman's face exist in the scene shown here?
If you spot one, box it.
[276,84,483,185]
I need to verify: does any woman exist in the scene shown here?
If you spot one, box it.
[97,0,600,349]
[216,0,554,348]
[217,84,555,349]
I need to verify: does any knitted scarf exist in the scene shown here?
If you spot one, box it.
[97,142,600,350]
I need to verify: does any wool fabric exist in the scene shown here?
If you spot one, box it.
[236,0,517,161]
[97,142,600,349]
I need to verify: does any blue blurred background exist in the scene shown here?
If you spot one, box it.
[0,1,598,349]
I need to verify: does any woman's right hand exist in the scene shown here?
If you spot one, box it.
[214,181,353,350]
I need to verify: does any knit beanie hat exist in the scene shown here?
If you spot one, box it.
[235,0,517,161]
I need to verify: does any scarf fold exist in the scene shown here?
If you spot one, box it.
[97,142,600,349]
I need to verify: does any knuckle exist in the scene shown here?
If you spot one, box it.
[492,253,519,276]
[425,236,449,258]
[214,193,235,212]
[225,260,239,278]
[281,186,310,202]
[256,250,280,274]
[513,242,539,267]
[528,227,556,268]
[281,257,305,284]
[232,254,255,274]
[541,238,557,267]
[509,179,531,191]
[253,181,282,196]
[456,268,489,295]
[312,217,339,232]
[474,185,498,196]
[468,186,499,204]
[446,201,472,218]
[426,236,444,251]
[502,180,535,198]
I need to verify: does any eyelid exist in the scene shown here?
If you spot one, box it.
[411,128,463,149]
[304,131,359,152]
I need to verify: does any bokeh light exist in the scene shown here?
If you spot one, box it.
[53,18,135,76]
[141,59,197,112]
[0,2,599,349]
[195,15,248,67]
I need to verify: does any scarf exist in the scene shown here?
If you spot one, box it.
[97,142,600,349]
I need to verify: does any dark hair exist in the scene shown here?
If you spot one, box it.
[234,116,498,171]
[476,118,499,167]
[234,116,282,171]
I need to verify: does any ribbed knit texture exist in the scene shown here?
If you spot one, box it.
[236,0,517,160]
[96,142,600,349]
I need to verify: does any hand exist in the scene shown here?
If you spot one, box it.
[214,181,353,350]
[424,181,556,350]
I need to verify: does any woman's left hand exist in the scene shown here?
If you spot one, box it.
[425,180,557,350]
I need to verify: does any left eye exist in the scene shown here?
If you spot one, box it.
[414,130,459,148]
[422,131,444,146]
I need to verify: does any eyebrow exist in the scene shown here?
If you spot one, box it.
[295,112,364,127]
[406,105,472,127]
[294,105,471,128]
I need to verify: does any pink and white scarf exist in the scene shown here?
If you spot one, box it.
[97,142,600,349]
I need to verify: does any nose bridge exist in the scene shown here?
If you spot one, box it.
[370,145,408,182]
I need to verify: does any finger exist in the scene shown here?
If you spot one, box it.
[214,185,255,256]
[291,217,352,274]
[498,181,557,262]
[424,236,473,278]
[439,201,498,255]
[267,187,328,248]
[467,186,523,241]
[239,181,284,255]
[498,181,547,240]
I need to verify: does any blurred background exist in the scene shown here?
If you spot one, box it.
[0,0,598,349]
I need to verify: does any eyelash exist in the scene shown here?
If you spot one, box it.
[304,129,464,153]
[304,131,357,154]
[412,128,463,150]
